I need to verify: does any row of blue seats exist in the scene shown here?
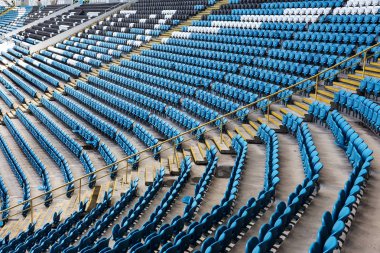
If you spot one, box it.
[141,48,239,73]
[294,31,376,46]
[0,177,9,227]
[127,147,218,253]
[66,84,134,131]
[2,69,37,98]
[334,90,380,134]
[29,103,84,158]
[50,191,113,253]
[0,86,15,109]
[3,210,63,253]
[247,177,318,253]
[308,23,380,35]
[7,48,23,59]
[115,132,139,169]
[131,54,225,81]
[282,40,356,56]
[165,106,206,141]
[163,37,267,57]
[40,98,100,149]
[239,66,304,88]
[101,68,181,104]
[112,168,165,240]
[182,98,227,127]
[252,57,321,76]
[29,103,97,188]
[359,76,380,98]
[160,135,249,253]
[196,89,249,121]
[148,115,183,149]
[113,157,192,253]
[53,91,118,140]
[133,124,161,160]
[3,115,52,206]
[267,49,346,68]
[212,81,258,104]
[16,109,75,197]
[29,202,88,253]
[152,43,255,65]
[77,77,150,121]
[310,111,373,253]
[308,100,332,124]
[120,59,211,89]
[87,76,166,113]
[98,143,118,179]
[198,126,280,253]
[0,132,30,216]
[66,181,138,253]
[257,124,280,192]
[282,114,323,180]
[13,45,29,55]
[9,65,49,92]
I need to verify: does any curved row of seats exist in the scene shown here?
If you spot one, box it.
[40,98,100,149]
[0,176,9,227]
[2,69,37,98]
[247,176,318,253]
[29,103,97,188]
[9,65,49,92]
[115,132,139,169]
[0,132,30,217]
[334,90,380,134]
[159,135,249,253]
[359,76,380,98]
[246,115,322,252]
[86,76,163,114]
[196,125,280,253]
[98,143,118,180]
[3,115,52,206]
[101,68,181,104]
[76,78,151,121]
[112,168,165,240]
[53,91,118,140]
[49,190,113,253]
[294,31,376,46]
[65,84,134,131]
[308,23,380,35]
[133,124,162,160]
[309,111,373,253]
[182,98,227,127]
[148,115,183,149]
[16,109,75,197]
[110,158,191,253]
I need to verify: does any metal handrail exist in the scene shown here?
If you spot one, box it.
[0,39,379,222]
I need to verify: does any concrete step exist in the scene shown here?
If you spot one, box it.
[234,126,255,143]
[325,86,340,93]
[294,101,310,111]
[339,77,361,87]
[287,104,308,117]
[355,70,380,79]
[317,89,335,99]
[310,94,332,105]
[332,81,358,91]
[347,73,364,81]
[190,146,207,165]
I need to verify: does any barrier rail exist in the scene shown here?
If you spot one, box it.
[0,39,379,225]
